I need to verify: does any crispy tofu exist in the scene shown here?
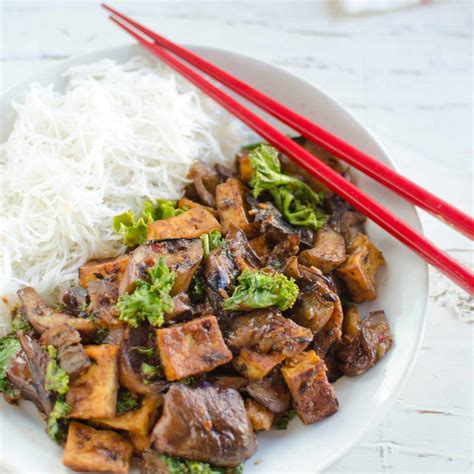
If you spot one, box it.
[128,431,152,454]
[90,396,161,436]
[245,399,275,431]
[156,315,233,381]
[67,344,119,419]
[233,348,285,381]
[79,255,130,288]
[119,239,203,296]
[336,233,385,302]
[17,287,96,337]
[147,207,221,241]
[178,197,219,217]
[216,177,254,236]
[299,227,346,273]
[281,350,338,425]
[63,422,133,474]
[239,154,254,183]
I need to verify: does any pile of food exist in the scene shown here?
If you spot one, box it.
[0,140,392,473]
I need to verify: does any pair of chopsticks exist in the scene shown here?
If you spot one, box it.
[102,4,474,295]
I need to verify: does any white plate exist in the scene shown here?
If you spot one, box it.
[0,44,428,473]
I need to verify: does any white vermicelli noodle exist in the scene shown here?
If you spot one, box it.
[0,57,254,328]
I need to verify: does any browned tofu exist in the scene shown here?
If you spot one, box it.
[233,348,285,381]
[67,344,119,419]
[79,255,130,288]
[63,422,133,474]
[239,154,254,183]
[17,287,96,337]
[147,207,221,241]
[119,239,203,296]
[128,431,152,454]
[156,315,233,381]
[299,226,346,273]
[336,233,385,302]
[90,396,160,436]
[178,197,219,217]
[281,350,338,425]
[216,177,254,236]
[245,398,275,431]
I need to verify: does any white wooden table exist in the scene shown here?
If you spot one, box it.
[1,1,472,472]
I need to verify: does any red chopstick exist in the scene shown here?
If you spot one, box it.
[102,3,474,241]
[105,9,474,295]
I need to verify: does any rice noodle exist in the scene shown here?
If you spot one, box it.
[0,57,254,327]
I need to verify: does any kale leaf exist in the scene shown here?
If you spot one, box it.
[114,199,185,247]
[116,388,139,415]
[247,144,326,230]
[0,335,21,393]
[44,345,69,396]
[223,269,299,311]
[46,398,71,443]
[274,409,296,430]
[200,229,225,258]
[117,258,175,328]
[162,454,242,474]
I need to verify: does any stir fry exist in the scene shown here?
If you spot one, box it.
[0,139,392,473]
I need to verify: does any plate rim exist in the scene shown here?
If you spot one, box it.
[0,42,428,473]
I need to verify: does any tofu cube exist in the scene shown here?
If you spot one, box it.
[336,233,385,302]
[79,255,130,288]
[66,344,119,419]
[63,422,133,474]
[245,399,275,431]
[156,315,232,381]
[233,348,285,381]
[281,350,338,425]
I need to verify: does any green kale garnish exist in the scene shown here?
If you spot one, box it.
[11,314,33,335]
[200,229,225,258]
[117,258,176,328]
[161,455,241,474]
[0,335,21,393]
[116,388,139,415]
[44,345,69,396]
[223,269,299,311]
[47,398,71,443]
[141,362,161,383]
[114,199,185,247]
[274,409,296,430]
[131,345,155,358]
[248,144,327,230]
[180,376,195,385]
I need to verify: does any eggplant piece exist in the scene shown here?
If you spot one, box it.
[147,207,221,241]
[87,280,121,327]
[119,326,166,395]
[63,422,133,474]
[329,202,366,247]
[141,451,170,474]
[61,286,89,316]
[245,398,274,431]
[281,350,338,425]
[16,331,54,416]
[204,244,236,316]
[39,323,90,379]
[156,315,233,381]
[249,236,272,263]
[165,293,192,323]
[207,374,249,391]
[299,226,346,273]
[226,225,261,272]
[119,239,203,296]
[336,232,385,302]
[66,344,120,419]
[187,161,221,207]
[79,255,130,288]
[226,309,312,380]
[152,384,257,467]
[267,234,300,270]
[216,177,255,237]
[246,369,290,414]
[334,309,393,376]
[17,287,96,337]
[5,350,41,407]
